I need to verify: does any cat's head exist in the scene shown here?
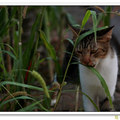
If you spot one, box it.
[71,26,114,67]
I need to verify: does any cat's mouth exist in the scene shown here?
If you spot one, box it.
[81,62,96,68]
[86,64,96,68]
[80,57,96,68]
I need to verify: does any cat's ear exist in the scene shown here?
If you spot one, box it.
[97,26,114,42]
[68,25,79,38]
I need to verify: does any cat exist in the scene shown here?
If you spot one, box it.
[61,26,118,111]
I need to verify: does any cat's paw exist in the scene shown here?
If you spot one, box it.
[100,98,115,111]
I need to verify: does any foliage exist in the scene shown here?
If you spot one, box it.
[0,6,118,111]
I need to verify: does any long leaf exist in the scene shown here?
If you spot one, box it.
[17,101,48,111]
[0,43,17,58]
[97,13,104,26]
[40,30,62,83]
[88,67,113,108]
[1,50,16,60]
[0,81,43,91]
[66,38,74,46]
[0,7,17,38]
[90,10,97,43]
[0,46,7,74]
[76,26,108,46]
[40,30,56,61]
[81,10,91,29]
[0,96,35,108]
[69,61,113,110]
[23,13,41,69]
[18,106,39,111]
[81,91,100,111]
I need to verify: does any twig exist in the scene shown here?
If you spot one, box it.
[23,6,28,19]
[75,85,80,111]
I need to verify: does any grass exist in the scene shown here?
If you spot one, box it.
[0,6,118,111]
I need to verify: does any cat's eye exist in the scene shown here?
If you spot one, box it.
[101,49,105,52]
[98,48,106,53]
[77,50,82,54]
[91,50,97,54]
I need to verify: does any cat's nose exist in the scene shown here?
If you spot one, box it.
[83,56,90,64]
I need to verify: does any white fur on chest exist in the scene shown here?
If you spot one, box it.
[79,50,118,111]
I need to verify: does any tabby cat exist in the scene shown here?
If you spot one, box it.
[62,26,118,111]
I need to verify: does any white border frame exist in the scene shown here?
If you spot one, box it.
[0,0,120,5]
[0,0,120,115]
[0,112,120,115]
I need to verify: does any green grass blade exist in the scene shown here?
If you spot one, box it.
[81,91,100,111]
[0,96,35,108]
[66,38,74,46]
[104,6,112,26]
[17,101,49,111]
[17,7,23,84]
[81,10,91,29]
[23,13,41,69]
[0,81,43,91]
[0,7,17,38]
[18,106,39,111]
[76,26,108,46]
[72,24,81,28]
[40,30,62,82]
[38,57,52,64]
[40,30,56,61]
[90,10,97,43]
[0,43,17,58]
[88,67,113,108]
[0,46,7,75]
[97,13,104,26]
[68,60,113,109]
[1,50,17,60]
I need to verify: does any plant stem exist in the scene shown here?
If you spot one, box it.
[53,29,82,110]
[104,6,112,26]
[18,7,23,86]
[0,41,7,76]
[34,7,46,56]
[5,7,12,90]
[39,7,46,30]
[29,7,46,80]
[44,9,54,82]
[58,9,65,66]
[32,7,46,67]
[75,85,80,111]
